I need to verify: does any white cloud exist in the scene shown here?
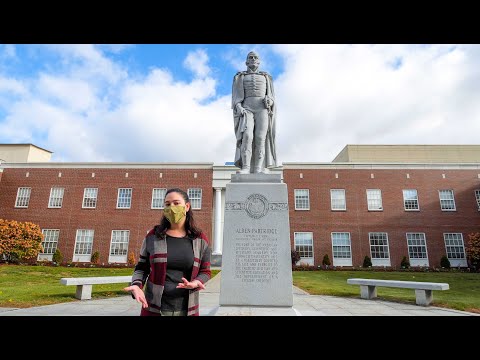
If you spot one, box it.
[272,44,480,162]
[183,49,211,78]
[2,44,480,166]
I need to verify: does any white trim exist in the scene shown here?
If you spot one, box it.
[108,230,130,263]
[294,232,314,265]
[14,187,31,208]
[331,232,352,266]
[403,189,420,211]
[294,189,310,210]
[2,162,214,169]
[151,188,167,209]
[366,189,383,211]
[406,232,429,267]
[82,188,98,209]
[438,189,456,211]
[443,233,468,267]
[330,189,346,211]
[48,187,64,208]
[369,232,391,267]
[73,229,94,262]
[116,188,132,209]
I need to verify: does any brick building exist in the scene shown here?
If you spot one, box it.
[0,144,479,268]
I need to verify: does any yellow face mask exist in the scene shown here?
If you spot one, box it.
[163,205,187,224]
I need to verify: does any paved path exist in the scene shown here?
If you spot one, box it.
[0,272,476,316]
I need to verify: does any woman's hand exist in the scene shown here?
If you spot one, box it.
[124,284,148,308]
[176,277,206,290]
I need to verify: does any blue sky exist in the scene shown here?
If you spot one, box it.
[1,44,480,164]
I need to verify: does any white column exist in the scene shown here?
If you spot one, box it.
[213,187,223,255]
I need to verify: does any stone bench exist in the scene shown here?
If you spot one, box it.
[347,278,449,306]
[60,276,132,300]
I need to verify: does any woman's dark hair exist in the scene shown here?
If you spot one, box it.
[154,188,202,239]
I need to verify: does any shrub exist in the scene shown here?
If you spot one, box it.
[291,249,301,267]
[440,255,451,269]
[52,248,63,264]
[0,219,44,263]
[363,255,372,268]
[128,252,136,266]
[466,232,480,270]
[400,256,410,269]
[91,251,100,264]
[322,254,331,266]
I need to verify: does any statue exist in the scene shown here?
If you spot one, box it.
[232,51,277,174]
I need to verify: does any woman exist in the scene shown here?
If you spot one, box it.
[124,188,211,316]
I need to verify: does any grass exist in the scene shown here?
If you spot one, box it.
[293,270,480,313]
[0,265,221,308]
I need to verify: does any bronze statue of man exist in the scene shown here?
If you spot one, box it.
[232,51,277,174]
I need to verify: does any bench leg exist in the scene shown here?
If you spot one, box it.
[360,285,377,299]
[75,285,93,300]
[415,289,432,306]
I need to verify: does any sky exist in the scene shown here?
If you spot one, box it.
[1,44,479,164]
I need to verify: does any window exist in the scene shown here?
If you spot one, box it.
[294,189,310,210]
[151,188,167,209]
[82,188,98,208]
[439,190,456,211]
[403,189,419,211]
[406,233,429,266]
[109,230,130,263]
[117,188,132,209]
[369,232,390,266]
[15,187,31,208]
[331,232,352,266]
[48,187,65,208]
[40,229,59,255]
[475,190,480,211]
[366,189,383,211]
[294,232,314,265]
[188,188,202,209]
[444,233,467,267]
[330,189,346,210]
[73,229,94,260]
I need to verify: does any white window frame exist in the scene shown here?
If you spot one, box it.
[330,189,346,211]
[38,229,60,261]
[294,189,310,210]
[151,188,167,209]
[117,188,132,209]
[15,187,31,208]
[366,189,383,211]
[368,232,391,266]
[82,188,98,209]
[475,190,480,211]
[406,233,429,267]
[439,189,456,211]
[331,232,352,266]
[48,187,65,208]
[108,230,130,263]
[294,232,314,266]
[188,188,202,209]
[443,233,467,267]
[403,189,419,211]
[73,229,94,262]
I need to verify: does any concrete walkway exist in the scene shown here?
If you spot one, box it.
[0,272,476,316]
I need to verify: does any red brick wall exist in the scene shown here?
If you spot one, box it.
[0,167,213,263]
[284,168,480,268]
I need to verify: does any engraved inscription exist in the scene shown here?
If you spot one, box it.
[233,228,279,284]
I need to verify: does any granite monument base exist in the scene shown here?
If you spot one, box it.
[219,174,293,307]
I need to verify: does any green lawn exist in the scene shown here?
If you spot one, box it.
[0,265,221,308]
[293,270,480,313]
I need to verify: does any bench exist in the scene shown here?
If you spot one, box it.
[347,278,449,306]
[60,276,132,300]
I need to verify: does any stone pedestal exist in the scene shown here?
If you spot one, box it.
[219,174,293,307]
